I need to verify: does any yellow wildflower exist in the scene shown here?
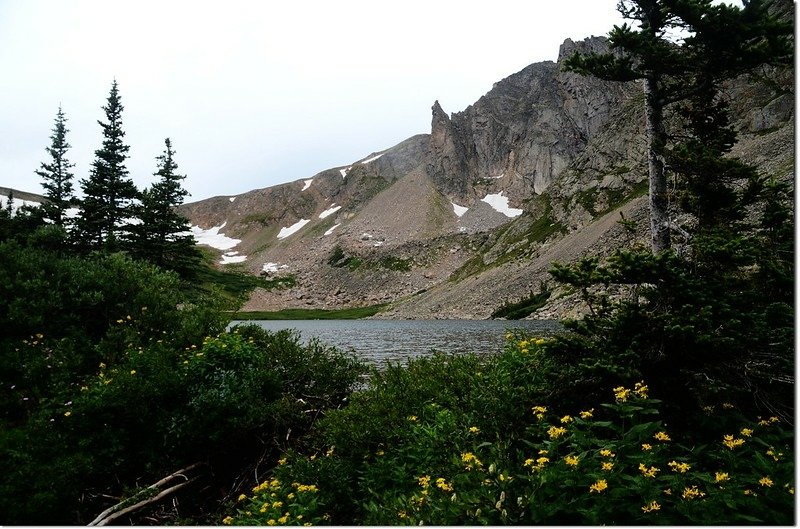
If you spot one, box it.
[639,463,660,478]
[376,450,385,456]
[538,449,548,455]
[547,426,567,440]
[564,455,580,468]
[278,457,287,466]
[287,493,295,500]
[408,415,418,422]
[560,415,573,424]
[653,431,671,442]
[599,449,615,458]
[296,484,318,493]
[534,337,547,346]
[469,426,480,434]
[461,452,483,470]
[580,409,594,419]
[715,472,730,483]
[418,475,431,488]
[99,362,106,369]
[129,370,136,375]
[435,478,453,492]
[769,416,780,423]
[613,386,631,402]
[682,485,705,500]
[668,460,691,473]
[524,458,535,467]
[664,488,672,496]
[722,402,735,409]
[722,434,745,450]
[641,443,653,451]
[601,462,614,472]
[740,428,753,437]
[326,446,335,457]
[766,448,783,461]
[589,479,608,493]
[641,500,661,513]
[64,411,71,417]
[634,381,649,398]
[266,519,276,526]
[271,501,283,509]
[222,516,234,525]
[237,494,247,502]
[278,515,289,524]
[759,477,774,488]
[532,406,547,420]
[398,510,408,519]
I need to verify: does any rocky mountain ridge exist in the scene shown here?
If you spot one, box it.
[176,32,793,319]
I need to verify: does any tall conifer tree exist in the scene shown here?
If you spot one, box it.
[35,107,75,227]
[77,80,139,250]
[564,0,792,253]
[132,138,200,275]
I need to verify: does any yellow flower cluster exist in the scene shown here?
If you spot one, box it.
[599,449,615,458]
[722,434,745,450]
[682,485,705,500]
[613,386,631,402]
[461,452,483,470]
[653,431,671,442]
[435,478,453,492]
[715,472,730,483]
[418,475,431,489]
[560,415,573,424]
[547,426,567,440]
[601,461,614,472]
[759,476,774,488]
[639,463,660,478]
[564,455,580,468]
[641,443,653,451]
[295,484,318,493]
[641,500,661,513]
[589,479,608,493]
[766,448,783,461]
[580,409,594,419]
[468,426,480,434]
[634,381,649,398]
[532,406,547,420]
[668,460,691,473]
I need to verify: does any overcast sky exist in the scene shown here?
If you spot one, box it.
[0,0,626,202]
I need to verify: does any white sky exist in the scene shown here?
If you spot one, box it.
[0,0,625,202]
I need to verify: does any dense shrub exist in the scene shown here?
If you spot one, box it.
[221,338,794,526]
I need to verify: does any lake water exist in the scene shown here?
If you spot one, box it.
[229,319,562,368]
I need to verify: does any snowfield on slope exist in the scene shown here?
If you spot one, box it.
[189,222,241,250]
[277,219,310,239]
[481,193,522,218]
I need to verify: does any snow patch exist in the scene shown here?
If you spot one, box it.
[229,196,236,202]
[277,219,310,239]
[481,193,523,218]
[451,202,468,217]
[324,223,341,236]
[360,153,384,164]
[301,179,313,191]
[0,194,41,215]
[490,172,505,179]
[319,204,341,219]
[189,222,241,250]
[263,262,289,273]
[339,167,351,178]
[220,251,247,264]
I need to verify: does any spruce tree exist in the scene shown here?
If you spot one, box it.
[35,107,75,227]
[132,138,200,275]
[563,0,792,253]
[77,80,139,251]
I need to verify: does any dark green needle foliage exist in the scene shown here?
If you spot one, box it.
[35,106,75,227]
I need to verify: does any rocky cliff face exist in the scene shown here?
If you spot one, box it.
[425,37,635,205]
[179,32,793,319]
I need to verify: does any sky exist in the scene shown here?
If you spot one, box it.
[0,0,627,202]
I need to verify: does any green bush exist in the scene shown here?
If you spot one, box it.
[220,337,794,526]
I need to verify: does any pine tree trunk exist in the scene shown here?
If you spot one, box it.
[643,76,671,253]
